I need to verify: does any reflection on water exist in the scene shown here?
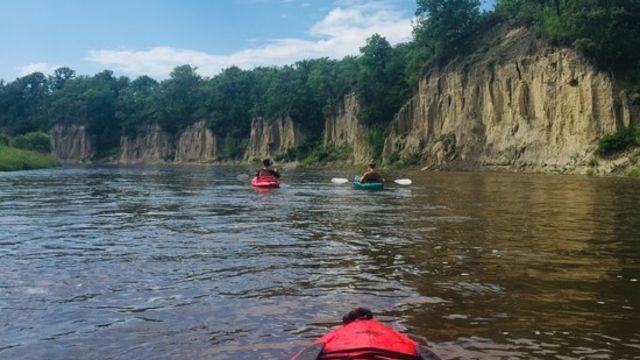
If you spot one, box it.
[0,166,639,359]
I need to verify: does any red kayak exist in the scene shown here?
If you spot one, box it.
[251,175,280,188]
[290,318,441,360]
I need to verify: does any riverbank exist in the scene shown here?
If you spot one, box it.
[0,145,60,171]
[55,144,640,178]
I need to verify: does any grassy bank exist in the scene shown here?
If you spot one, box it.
[625,166,640,177]
[0,145,60,171]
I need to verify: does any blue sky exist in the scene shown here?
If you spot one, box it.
[0,0,495,81]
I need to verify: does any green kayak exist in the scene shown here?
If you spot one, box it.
[353,176,384,191]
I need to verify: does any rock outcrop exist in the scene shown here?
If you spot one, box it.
[244,115,305,160]
[119,123,174,164]
[323,93,373,163]
[49,124,94,163]
[384,27,639,172]
[176,121,223,162]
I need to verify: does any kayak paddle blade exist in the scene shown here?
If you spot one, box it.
[331,178,349,184]
[394,179,412,185]
[237,174,250,181]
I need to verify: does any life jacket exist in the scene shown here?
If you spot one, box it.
[256,169,279,178]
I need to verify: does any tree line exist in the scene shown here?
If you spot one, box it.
[0,0,637,160]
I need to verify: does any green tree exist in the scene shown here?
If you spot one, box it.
[47,73,91,126]
[356,34,407,127]
[496,0,640,70]
[0,72,50,134]
[414,0,482,60]
[49,67,76,91]
[157,65,201,134]
[198,66,254,142]
[85,70,128,155]
[117,75,159,137]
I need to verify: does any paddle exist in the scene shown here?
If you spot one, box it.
[331,177,412,185]
[331,177,350,184]
[393,179,412,185]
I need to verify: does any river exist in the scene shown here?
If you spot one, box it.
[1,166,639,359]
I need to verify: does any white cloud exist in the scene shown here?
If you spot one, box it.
[18,62,62,76]
[86,1,413,78]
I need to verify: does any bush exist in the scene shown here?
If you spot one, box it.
[367,127,387,162]
[625,166,640,177]
[298,144,352,167]
[274,139,320,163]
[223,134,248,159]
[11,131,52,153]
[384,152,401,166]
[0,134,10,146]
[0,146,60,171]
[384,151,422,168]
[597,127,639,155]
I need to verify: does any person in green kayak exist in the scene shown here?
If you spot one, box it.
[360,162,384,183]
[257,158,280,178]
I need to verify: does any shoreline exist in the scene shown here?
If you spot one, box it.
[50,154,640,178]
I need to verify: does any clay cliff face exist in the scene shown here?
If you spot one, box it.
[49,124,94,163]
[244,115,305,160]
[384,27,639,171]
[119,123,174,164]
[47,26,639,172]
[176,121,223,162]
[323,93,373,163]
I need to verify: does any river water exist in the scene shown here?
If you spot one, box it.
[1,166,639,359]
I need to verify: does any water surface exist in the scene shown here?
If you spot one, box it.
[1,166,639,359]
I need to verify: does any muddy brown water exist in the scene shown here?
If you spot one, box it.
[1,166,639,359]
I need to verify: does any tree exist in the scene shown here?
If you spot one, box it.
[306,58,343,117]
[47,74,91,126]
[85,70,128,155]
[356,34,407,127]
[198,66,254,144]
[117,75,159,136]
[49,67,76,91]
[0,72,50,134]
[414,0,482,60]
[156,65,201,134]
[496,0,640,70]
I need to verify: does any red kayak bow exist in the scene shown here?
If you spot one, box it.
[290,319,441,360]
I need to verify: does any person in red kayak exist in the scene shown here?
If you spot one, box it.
[257,158,280,178]
[360,162,384,183]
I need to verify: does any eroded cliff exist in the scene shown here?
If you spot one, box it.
[119,123,174,164]
[176,121,223,162]
[244,116,305,160]
[49,124,94,163]
[384,27,639,172]
[323,93,373,163]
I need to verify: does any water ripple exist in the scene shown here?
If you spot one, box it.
[0,166,639,359]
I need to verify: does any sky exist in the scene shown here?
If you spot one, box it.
[0,0,496,82]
